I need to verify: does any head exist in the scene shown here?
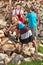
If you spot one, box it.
[29,6,35,12]
[16,4,21,10]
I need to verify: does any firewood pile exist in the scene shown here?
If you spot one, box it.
[0,0,43,36]
[0,0,43,65]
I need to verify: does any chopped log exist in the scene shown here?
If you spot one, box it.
[2,43,16,51]
[1,38,9,45]
[24,57,32,62]
[38,52,43,57]
[0,30,4,38]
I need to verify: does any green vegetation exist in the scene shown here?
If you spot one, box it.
[8,63,15,65]
[8,60,43,65]
[38,45,43,54]
[20,60,43,65]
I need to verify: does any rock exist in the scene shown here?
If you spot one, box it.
[5,56,12,64]
[11,53,17,58]
[0,53,8,61]
[0,53,13,64]
[11,54,24,64]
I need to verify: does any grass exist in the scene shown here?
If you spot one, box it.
[8,40,43,65]
[38,45,43,54]
[8,60,43,65]
[8,63,15,65]
[20,60,43,65]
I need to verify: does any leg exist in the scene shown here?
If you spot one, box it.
[28,42,33,48]
[31,27,38,52]
[33,39,38,53]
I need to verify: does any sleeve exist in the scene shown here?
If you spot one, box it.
[17,21,25,29]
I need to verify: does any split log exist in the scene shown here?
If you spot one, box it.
[0,30,4,38]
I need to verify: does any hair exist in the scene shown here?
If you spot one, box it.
[30,6,35,11]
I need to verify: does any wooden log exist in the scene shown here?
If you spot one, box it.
[0,30,4,38]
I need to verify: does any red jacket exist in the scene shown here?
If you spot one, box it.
[17,14,24,23]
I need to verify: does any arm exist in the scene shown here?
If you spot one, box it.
[7,22,18,32]
[22,15,28,22]
[26,13,30,18]
[10,26,17,31]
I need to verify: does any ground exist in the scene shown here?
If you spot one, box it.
[7,40,43,65]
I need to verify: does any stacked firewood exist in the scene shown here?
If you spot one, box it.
[0,0,43,65]
[0,0,43,36]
